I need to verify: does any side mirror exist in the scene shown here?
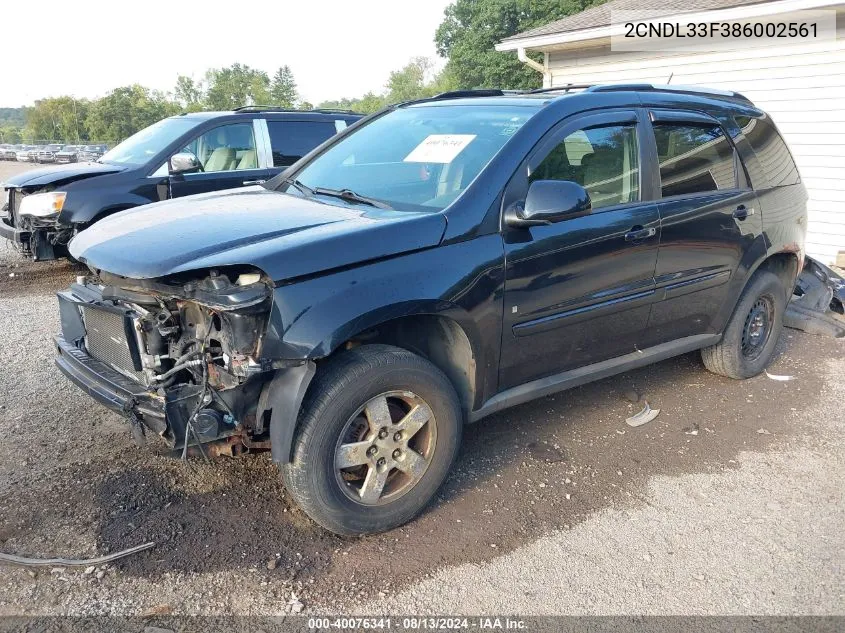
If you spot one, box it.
[504,180,591,228]
[169,152,201,175]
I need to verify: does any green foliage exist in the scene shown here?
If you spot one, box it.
[24,97,90,143]
[85,85,180,144]
[0,126,22,143]
[435,0,599,90]
[319,57,458,114]
[204,63,271,110]
[0,107,26,127]
[174,75,205,112]
[270,66,298,108]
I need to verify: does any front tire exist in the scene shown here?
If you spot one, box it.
[283,344,462,536]
[701,270,787,379]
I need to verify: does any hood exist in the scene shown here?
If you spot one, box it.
[70,187,447,282]
[3,162,126,188]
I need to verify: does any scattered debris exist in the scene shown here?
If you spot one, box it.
[141,604,173,617]
[626,401,660,427]
[288,593,304,614]
[757,428,772,435]
[785,256,845,338]
[266,557,278,571]
[683,423,700,436]
[0,542,155,568]
[765,371,794,382]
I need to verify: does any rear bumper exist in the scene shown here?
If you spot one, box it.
[54,334,166,431]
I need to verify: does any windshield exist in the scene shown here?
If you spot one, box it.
[286,105,535,211]
[100,117,200,166]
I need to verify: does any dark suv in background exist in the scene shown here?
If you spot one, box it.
[1,107,361,260]
[56,85,805,535]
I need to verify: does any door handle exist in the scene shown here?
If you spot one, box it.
[733,204,755,220]
[624,226,656,242]
[242,179,266,186]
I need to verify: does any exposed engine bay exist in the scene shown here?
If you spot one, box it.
[55,266,293,457]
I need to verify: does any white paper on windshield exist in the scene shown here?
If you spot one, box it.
[404,134,476,164]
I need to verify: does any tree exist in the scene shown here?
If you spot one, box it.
[270,66,298,108]
[386,57,434,103]
[86,85,179,143]
[0,126,22,143]
[175,75,206,112]
[318,57,457,114]
[24,97,90,142]
[435,0,599,90]
[204,63,271,110]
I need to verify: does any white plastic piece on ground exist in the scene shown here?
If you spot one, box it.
[626,401,660,427]
[765,371,794,381]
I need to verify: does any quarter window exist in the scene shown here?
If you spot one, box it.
[530,125,639,210]
[653,123,737,197]
[735,115,800,188]
[180,123,258,172]
[267,120,337,167]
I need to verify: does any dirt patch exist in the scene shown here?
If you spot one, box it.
[0,323,834,612]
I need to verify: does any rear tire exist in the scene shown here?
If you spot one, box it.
[283,344,462,536]
[701,270,786,379]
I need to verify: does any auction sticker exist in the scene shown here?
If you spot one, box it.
[404,134,476,164]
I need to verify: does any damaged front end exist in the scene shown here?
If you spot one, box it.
[1,188,75,260]
[55,267,302,457]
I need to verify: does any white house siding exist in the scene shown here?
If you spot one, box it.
[545,14,845,264]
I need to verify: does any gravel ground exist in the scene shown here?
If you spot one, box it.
[0,160,843,617]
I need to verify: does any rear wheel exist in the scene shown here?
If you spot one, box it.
[283,345,462,535]
[701,270,786,379]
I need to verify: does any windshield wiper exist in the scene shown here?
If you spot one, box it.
[312,187,391,209]
[281,177,314,197]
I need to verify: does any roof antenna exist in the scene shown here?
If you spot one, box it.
[667,72,674,85]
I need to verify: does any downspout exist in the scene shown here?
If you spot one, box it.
[517,47,551,87]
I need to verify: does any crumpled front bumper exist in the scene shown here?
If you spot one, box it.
[54,334,167,434]
[0,215,27,245]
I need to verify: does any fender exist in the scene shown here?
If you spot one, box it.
[262,234,506,408]
[258,362,316,463]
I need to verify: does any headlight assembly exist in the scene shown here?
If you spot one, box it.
[18,192,67,218]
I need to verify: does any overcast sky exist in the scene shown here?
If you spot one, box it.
[0,0,454,108]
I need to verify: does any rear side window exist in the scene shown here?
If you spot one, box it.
[653,123,737,197]
[735,115,800,188]
[267,120,337,167]
[530,124,640,210]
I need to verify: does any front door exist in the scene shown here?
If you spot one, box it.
[499,110,661,391]
[169,121,271,198]
[641,110,764,346]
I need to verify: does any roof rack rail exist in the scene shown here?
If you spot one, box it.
[432,89,526,100]
[587,83,752,103]
[233,105,360,114]
[528,84,594,94]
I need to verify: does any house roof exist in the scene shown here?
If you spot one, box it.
[501,0,777,42]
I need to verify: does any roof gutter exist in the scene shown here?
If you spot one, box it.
[516,48,550,87]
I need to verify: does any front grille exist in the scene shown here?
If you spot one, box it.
[82,305,143,380]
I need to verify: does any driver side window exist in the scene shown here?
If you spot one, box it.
[530,124,640,210]
[180,123,258,173]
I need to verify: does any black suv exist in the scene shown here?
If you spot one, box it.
[1,108,361,260]
[55,85,806,535]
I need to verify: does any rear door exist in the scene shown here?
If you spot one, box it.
[168,120,272,198]
[642,110,763,346]
[264,118,345,177]
[499,110,661,390]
